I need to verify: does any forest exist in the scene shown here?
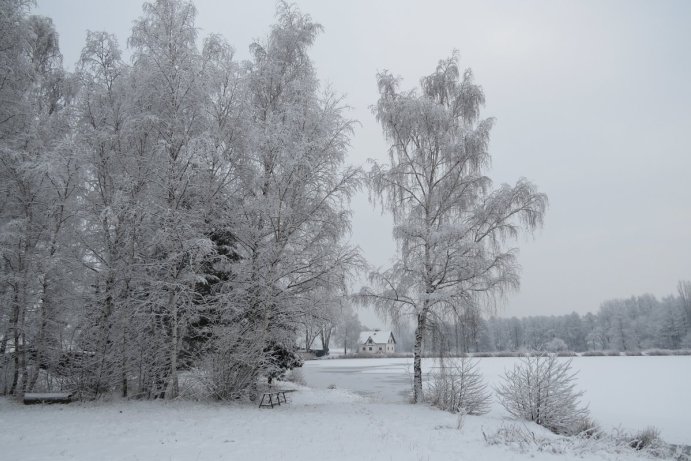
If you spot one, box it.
[418,282,691,354]
[0,0,365,400]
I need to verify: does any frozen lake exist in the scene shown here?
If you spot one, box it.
[302,356,691,445]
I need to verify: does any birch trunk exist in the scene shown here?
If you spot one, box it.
[165,290,179,399]
[413,309,427,403]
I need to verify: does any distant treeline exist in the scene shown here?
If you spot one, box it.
[417,282,691,354]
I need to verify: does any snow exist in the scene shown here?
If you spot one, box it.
[1,356,687,460]
[304,356,691,445]
[0,388,657,461]
[0,389,505,461]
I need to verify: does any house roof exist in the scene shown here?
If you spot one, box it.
[358,330,395,345]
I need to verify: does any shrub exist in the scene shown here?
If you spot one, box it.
[545,337,568,353]
[426,357,491,415]
[582,351,605,356]
[646,349,691,356]
[491,351,525,357]
[496,353,589,435]
[571,417,602,439]
[629,426,661,451]
[470,352,495,358]
[556,351,577,357]
[285,368,305,386]
[484,423,676,459]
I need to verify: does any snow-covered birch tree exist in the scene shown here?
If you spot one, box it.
[0,6,78,397]
[359,53,547,403]
[73,29,153,398]
[209,3,362,398]
[126,0,219,398]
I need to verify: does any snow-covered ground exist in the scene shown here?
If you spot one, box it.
[0,386,675,461]
[303,356,691,445]
[1,356,688,460]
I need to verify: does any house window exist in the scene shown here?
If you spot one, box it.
[368,347,372,351]
[379,347,382,351]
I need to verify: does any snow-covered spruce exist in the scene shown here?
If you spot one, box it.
[496,353,590,435]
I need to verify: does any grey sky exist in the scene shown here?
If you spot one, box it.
[35,0,691,324]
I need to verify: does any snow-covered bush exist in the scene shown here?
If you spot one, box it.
[682,332,691,349]
[629,427,661,451]
[285,368,305,386]
[484,423,677,459]
[426,357,491,415]
[571,416,602,439]
[496,354,589,434]
[199,355,256,400]
[544,337,568,352]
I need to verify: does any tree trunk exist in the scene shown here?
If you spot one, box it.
[94,273,115,398]
[412,309,427,403]
[455,319,460,355]
[9,289,21,395]
[17,294,28,398]
[121,323,128,398]
[320,326,332,352]
[165,290,179,399]
[28,277,51,393]
[0,332,8,395]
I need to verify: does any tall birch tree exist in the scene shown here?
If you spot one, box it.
[127,0,216,398]
[360,53,547,402]
[210,3,362,398]
[0,7,77,397]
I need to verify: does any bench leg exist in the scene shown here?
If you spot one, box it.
[259,392,289,408]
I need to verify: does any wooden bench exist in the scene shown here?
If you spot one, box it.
[258,390,295,408]
[23,393,73,405]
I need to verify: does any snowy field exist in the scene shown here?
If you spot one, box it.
[303,356,691,445]
[1,356,689,461]
[0,386,680,461]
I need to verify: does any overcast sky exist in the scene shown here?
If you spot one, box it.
[35,0,691,325]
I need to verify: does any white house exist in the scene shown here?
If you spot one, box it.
[358,330,396,354]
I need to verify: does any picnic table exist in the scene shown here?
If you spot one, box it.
[258,390,294,408]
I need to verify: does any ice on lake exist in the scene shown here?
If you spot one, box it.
[303,355,691,445]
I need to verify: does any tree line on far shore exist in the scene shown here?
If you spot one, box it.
[396,281,691,355]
